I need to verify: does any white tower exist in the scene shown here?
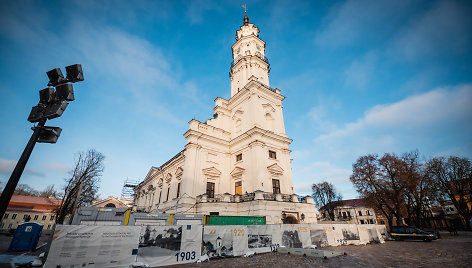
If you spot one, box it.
[230,12,271,97]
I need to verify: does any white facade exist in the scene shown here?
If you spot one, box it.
[134,13,316,224]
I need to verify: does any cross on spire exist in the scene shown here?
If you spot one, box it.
[242,4,247,14]
[242,4,249,26]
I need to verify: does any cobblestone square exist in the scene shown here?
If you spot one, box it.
[168,231,472,268]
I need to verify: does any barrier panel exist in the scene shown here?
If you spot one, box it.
[44,225,140,268]
[44,223,386,266]
[203,225,248,257]
[137,224,202,266]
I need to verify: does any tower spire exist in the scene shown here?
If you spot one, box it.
[242,4,249,26]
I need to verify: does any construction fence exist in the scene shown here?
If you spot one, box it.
[44,223,386,268]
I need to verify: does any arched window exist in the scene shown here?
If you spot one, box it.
[105,203,116,208]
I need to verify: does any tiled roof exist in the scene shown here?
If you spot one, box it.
[8,195,62,206]
[319,198,366,210]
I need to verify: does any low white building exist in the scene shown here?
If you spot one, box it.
[133,12,316,224]
[319,199,377,225]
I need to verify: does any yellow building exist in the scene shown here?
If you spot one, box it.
[0,195,61,231]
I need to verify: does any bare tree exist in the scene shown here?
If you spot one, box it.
[39,184,58,198]
[14,184,39,196]
[350,153,408,226]
[426,156,471,229]
[312,181,342,221]
[55,149,105,224]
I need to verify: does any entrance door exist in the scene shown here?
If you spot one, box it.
[235,181,242,195]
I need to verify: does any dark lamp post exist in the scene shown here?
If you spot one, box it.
[0,64,84,220]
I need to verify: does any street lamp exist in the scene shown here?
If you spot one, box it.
[0,64,84,220]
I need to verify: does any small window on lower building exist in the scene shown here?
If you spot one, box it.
[380,220,385,225]
[23,214,30,220]
[50,216,54,221]
[370,219,374,224]
[358,211,363,216]
[42,215,47,221]
[360,220,365,224]
[236,153,242,161]
[7,223,13,229]
[12,214,17,219]
[33,215,38,221]
[269,150,277,159]
[47,225,51,230]
[3,213,9,219]
[342,212,347,218]
[210,212,219,216]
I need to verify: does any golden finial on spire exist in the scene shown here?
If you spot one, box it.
[242,4,247,14]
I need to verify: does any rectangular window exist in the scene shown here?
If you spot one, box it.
[23,214,30,220]
[342,212,347,218]
[33,215,38,221]
[47,225,51,230]
[366,210,370,215]
[166,188,170,201]
[236,153,242,161]
[3,213,8,219]
[370,219,374,224]
[158,191,162,203]
[12,214,17,220]
[210,212,219,216]
[272,179,280,194]
[50,216,54,221]
[8,223,13,229]
[42,215,47,221]
[235,181,242,195]
[0,223,4,229]
[177,183,181,198]
[380,220,385,225]
[360,220,365,224]
[269,150,277,159]
[206,182,215,198]
[347,211,351,218]
[358,211,362,216]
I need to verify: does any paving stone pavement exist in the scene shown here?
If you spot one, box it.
[167,231,472,268]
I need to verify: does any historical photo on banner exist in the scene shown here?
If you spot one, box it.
[137,224,202,266]
[44,225,140,268]
[247,225,273,253]
[203,225,248,258]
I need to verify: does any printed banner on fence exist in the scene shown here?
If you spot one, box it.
[247,225,275,253]
[203,225,248,258]
[136,224,202,266]
[44,225,140,268]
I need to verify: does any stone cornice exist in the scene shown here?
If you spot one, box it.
[184,129,231,146]
[231,126,292,146]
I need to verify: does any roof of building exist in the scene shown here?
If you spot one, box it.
[5,195,62,213]
[319,198,366,211]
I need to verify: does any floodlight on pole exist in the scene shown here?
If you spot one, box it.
[46,68,65,86]
[0,64,84,221]
[39,88,55,104]
[65,64,84,83]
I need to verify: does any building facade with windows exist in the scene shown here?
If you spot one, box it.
[0,195,61,231]
[133,13,316,224]
[319,199,377,225]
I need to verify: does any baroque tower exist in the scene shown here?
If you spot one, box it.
[134,13,316,224]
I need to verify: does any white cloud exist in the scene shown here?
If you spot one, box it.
[0,158,44,177]
[43,162,71,173]
[391,0,472,61]
[314,84,472,158]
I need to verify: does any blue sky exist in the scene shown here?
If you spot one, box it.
[0,0,471,200]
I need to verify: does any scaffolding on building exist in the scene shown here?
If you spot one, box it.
[121,179,139,199]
